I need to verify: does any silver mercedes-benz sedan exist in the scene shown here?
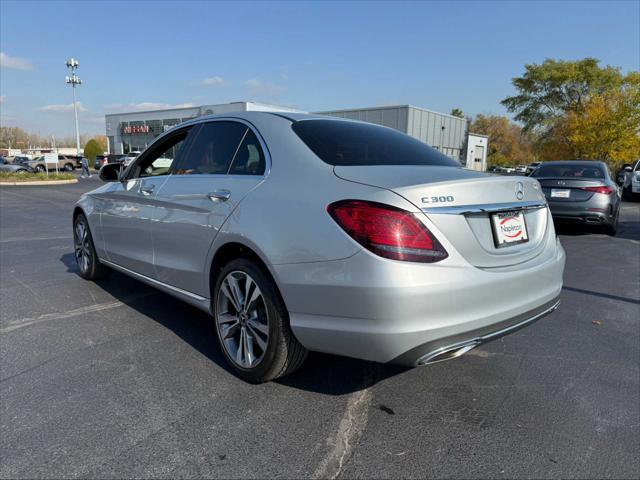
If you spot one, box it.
[73,112,565,383]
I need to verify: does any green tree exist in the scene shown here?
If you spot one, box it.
[470,114,534,167]
[450,108,465,118]
[83,139,103,161]
[94,135,108,152]
[501,58,626,133]
[537,75,640,168]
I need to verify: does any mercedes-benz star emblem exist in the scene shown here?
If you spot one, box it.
[515,182,524,200]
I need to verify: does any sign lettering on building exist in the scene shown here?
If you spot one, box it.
[121,125,150,134]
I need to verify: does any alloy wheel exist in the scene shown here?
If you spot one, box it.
[216,271,270,369]
[74,219,91,274]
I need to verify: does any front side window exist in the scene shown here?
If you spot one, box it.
[292,119,459,167]
[130,128,191,178]
[174,121,247,175]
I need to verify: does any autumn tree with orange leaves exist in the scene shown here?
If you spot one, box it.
[470,115,534,167]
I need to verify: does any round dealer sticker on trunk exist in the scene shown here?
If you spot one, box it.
[500,216,524,238]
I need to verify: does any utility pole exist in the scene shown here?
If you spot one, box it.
[65,58,82,156]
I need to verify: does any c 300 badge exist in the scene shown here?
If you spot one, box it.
[421,195,455,204]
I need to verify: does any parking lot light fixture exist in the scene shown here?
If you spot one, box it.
[65,58,82,156]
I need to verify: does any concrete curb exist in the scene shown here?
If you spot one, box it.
[0,179,78,186]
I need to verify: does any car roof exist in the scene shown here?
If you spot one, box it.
[539,160,607,167]
[155,110,388,146]
[193,110,361,124]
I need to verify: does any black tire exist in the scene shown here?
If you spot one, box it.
[603,210,619,236]
[73,213,110,280]
[213,258,307,383]
[35,165,45,173]
[64,163,74,171]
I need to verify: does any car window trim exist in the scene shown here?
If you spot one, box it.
[225,127,250,175]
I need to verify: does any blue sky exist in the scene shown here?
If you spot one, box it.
[1,0,638,137]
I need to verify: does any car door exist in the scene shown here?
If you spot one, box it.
[98,126,194,278]
[152,119,269,297]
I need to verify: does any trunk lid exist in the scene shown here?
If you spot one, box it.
[334,166,551,268]
[535,177,605,202]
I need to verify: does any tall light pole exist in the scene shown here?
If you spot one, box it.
[65,58,82,156]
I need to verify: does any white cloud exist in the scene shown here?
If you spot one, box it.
[200,76,225,86]
[0,95,4,103]
[0,52,33,70]
[105,102,196,112]
[245,78,286,96]
[41,102,87,113]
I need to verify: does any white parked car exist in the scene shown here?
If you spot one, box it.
[122,151,141,167]
[622,159,640,200]
[526,162,542,175]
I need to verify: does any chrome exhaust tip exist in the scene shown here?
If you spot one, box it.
[416,341,479,366]
[585,216,602,224]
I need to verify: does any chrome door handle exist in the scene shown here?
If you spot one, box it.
[139,184,155,196]
[207,189,231,202]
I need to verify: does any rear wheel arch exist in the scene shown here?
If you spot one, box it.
[209,242,280,299]
[209,242,307,382]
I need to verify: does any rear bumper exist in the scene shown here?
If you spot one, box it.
[393,296,559,365]
[273,235,565,365]
[548,202,616,225]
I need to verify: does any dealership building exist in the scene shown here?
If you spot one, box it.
[105,101,487,170]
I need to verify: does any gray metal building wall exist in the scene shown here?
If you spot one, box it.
[317,105,468,161]
[318,106,409,132]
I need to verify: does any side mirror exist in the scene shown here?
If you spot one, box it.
[625,166,633,171]
[99,162,123,182]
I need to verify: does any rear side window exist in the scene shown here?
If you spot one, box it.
[292,119,458,167]
[175,121,247,175]
[532,164,606,179]
[228,129,266,175]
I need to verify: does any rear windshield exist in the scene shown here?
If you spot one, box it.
[532,164,606,179]
[292,119,459,167]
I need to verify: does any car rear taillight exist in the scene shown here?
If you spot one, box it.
[580,186,613,195]
[327,200,448,263]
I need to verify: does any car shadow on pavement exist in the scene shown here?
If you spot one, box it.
[555,220,640,241]
[60,253,408,395]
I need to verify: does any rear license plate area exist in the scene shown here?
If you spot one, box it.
[491,211,529,248]
[551,189,571,198]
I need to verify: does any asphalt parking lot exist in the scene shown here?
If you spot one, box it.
[1,178,638,479]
